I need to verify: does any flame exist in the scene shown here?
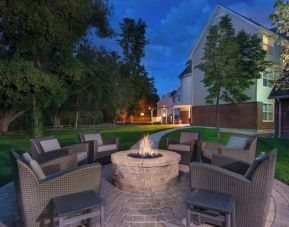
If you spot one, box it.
[139,134,157,156]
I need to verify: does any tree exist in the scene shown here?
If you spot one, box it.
[270,0,289,89]
[0,0,112,135]
[118,18,149,75]
[196,15,266,137]
[117,18,158,116]
[0,60,65,135]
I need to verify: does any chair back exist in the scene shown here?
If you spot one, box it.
[180,132,202,162]
[180,132,199,144]
[246,149,277,226]
[79,132,103,145]
[31,136,57,155]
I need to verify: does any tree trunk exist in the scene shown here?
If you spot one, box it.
[0,110,26,134]
[216,96,221,138]
[54,112,61,128]
[74,109,79,129]
[32,95,42,137]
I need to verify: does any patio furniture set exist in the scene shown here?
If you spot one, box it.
[10,131,277,227]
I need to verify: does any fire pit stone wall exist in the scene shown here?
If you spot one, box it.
[112,150,181,192]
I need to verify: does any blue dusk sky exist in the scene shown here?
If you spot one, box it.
[90,0,276,97]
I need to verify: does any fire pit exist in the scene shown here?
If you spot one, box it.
[111,135,181,192]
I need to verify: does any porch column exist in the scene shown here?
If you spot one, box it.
[172,107,175,125]
[150,108,153,124]
[188,107,191,124]
[165,108,168,124]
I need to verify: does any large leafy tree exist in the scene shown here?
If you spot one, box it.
[0,0,112,135]
[196,15,266,137]
[270,0,289,88]
[117,18,158,117]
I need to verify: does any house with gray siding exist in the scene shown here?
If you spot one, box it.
[178,4,288,129]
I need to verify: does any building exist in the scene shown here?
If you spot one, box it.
[178,4,288,129]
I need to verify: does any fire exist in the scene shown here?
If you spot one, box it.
[139,134,157,156]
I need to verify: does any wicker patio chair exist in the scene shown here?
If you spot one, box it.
[190,149,277,227]
[79,132,119,164]
[10,149,101,227]
[202,135,257,164]
[166,131,202,164]
[31,136,89,164]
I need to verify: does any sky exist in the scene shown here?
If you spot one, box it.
[90,0,276,97]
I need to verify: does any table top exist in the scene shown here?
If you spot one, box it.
[52,190,105,217]
[186,189,235,213]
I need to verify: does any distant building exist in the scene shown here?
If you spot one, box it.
[177,4,288,129]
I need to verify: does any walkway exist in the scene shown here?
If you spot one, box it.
[0,126,288,226]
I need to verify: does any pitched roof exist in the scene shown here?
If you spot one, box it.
[179,60,192,78]
[268,87,289,99]
[218,3,264,28]
[189,4,288,57]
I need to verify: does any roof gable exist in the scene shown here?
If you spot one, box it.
[189,4,262,58]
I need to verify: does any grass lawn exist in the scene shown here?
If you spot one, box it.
[0,124,173,186]
[159,127,289,185]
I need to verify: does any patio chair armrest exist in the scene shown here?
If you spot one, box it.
[37,149,69,163]
[40,154,78,175]
[189,162,250,192]
[211,154,250,175]
[63,143,89,153]
[201,142,224,153]
[40,163,102,193]
[219,147,252,163]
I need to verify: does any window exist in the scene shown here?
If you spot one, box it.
[262,34,274,55]
[262,74,275,87]
[262,103,274,121]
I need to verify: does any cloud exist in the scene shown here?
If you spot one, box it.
[89,0,276,96]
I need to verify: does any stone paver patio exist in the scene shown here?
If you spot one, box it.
[0,127,288,226]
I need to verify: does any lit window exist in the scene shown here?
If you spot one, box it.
[262,103,274,121]
[262,34,274,55]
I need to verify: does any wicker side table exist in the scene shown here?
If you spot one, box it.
[52,190,105,227]
[186,189,235,227]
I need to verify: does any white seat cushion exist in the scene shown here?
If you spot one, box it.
[29,160,46,180]
[98,144,117,152]
[40,139,61,153]
[76,152,87,162]
[168,144,191,152]
[227,136,248,150]
[83,133,103,146]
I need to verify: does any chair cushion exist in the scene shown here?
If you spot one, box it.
[98,144,117,152]
[76,152,87,162]
[83,133,103,146]
[226,136,248,150]
[180,132,198,144]
[168,144,191,152]
[22,152,33,163]
[29,160,46,180]
[245,152,271,180]
[39,139,61,153]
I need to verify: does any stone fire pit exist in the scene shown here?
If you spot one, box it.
[111,149,181,192]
